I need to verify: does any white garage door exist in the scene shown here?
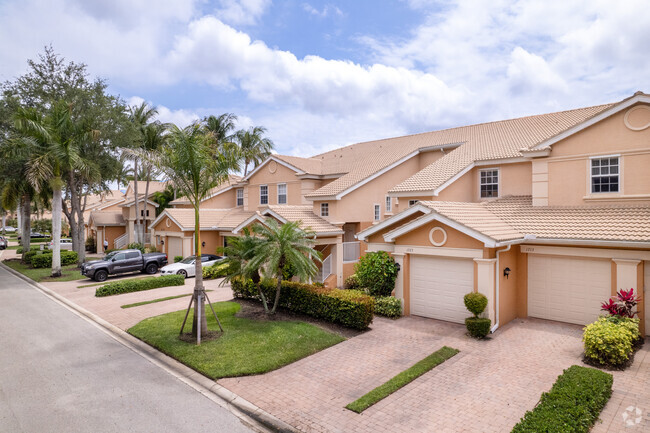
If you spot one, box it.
[528,255,610,325]
[410,255,474,324]
[167,237,183,260]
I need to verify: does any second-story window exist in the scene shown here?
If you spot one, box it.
[320,203,329,217]
[408,200,418,206]
[480,169,499,198]
[374,204,380,221]
[277,184,287,204]
[260,185,268,205]
[591,156,619,193]
[385,196,392,213]
[236,188,244,206]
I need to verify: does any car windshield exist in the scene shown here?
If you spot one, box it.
[104,251,119,261]
[180,257,196,264]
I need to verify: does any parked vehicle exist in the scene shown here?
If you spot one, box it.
[17,232,50,240]
[1,226,16,232]
[160,254,223,278]
[80,249,168,282]
[0,236,7,250]
[47,238,73,251]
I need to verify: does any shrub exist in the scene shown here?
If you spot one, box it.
[95,274,185,297]
[512,365,612,433]
[601,288,641,318]
[23,250,41,264]
[583,316,640,367]
[85,236,96,252]
[145,246,159,253]
[374,296,402,318]
[465,317,491,338]
[464,292,488,316]
[127,242,145,253]
[232,278,375,330]
[174,255,183,263]
[31,251,79,268]
[17,245,41,254]
[354,251,398,297]
[344,274,360,291]
[104,249,117,255]
[203,262,228,279]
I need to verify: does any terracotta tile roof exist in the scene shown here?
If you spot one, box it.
[419,196,650,243]
[89,211,125,227]
[273,155,324,175]
[265,205,343,235]
[170,175,242,205]
[163,208,256,231]
[127,181,168,196]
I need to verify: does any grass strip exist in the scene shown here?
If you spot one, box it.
[511,365,612,433]
[2,259,82,282]
[121,290,212,309]
[346,346,459,413]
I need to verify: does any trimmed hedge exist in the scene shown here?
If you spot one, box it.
[464,292,488,316]
[583,316,641,367]
[512,365,612,433]
[354,251,399,297]
[203,262,228,279]
[174,255,183,263]
[95,274,185,297]
[344,274,360,291]
[231,278,374,330]
[17,245,41,254]
[23,250,41,264]
[31,251,79,268]
[374,296,402,318]
[465,317,491,338]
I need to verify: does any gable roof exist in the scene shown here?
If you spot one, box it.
[262,205,344,236]
[170,175,242,206]
[125,181,168,197]
[149,208,256,232]
[88,211,125,227]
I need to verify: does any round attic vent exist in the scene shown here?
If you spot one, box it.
[268,160,278,173]
[429,227,447,247]
[624,106,650,131]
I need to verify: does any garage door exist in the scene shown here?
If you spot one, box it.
[528,255,610,325]
[167,237,183,260]
[410,255,474,323]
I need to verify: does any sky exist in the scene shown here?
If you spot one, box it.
[1,0,649,158]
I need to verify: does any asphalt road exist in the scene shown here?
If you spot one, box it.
[0,265,255,433]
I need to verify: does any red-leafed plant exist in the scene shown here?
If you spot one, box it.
[601,288,641,318]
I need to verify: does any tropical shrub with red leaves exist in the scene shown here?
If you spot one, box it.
[601,288,641,318]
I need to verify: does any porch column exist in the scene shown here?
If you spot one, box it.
[149,227,155,248]
[96,228,103,255]
[335,238,344,287]
[392,253,405,314]
[613,259,644,335]
[127,219,134,244]
[474,258,497,324]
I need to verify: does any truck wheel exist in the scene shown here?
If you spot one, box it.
[94,270,108,282]
[145,263,158,274]
[177,269,187,279]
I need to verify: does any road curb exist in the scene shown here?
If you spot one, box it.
[0,259,298,433]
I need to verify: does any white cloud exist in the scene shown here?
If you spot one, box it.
[302,3,343,18]
[126,96,201,128]
[214,0,271,26]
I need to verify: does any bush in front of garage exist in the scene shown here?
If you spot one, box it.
[354,251,398,297]
[203,262,228,279]
[174,255,183,263]
[344,274,361,291]
[127,242,145,253]
[232,277,374,330]
[31,251,79,268]
[583,316,641,367]
[463,292,491,339]
[95,274,185,297]
[374,296,402,318]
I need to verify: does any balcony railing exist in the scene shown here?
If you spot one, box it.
[343,241,360,263]
[318,255,332,283]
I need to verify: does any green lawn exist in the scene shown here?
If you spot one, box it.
[121,291,212,309]
[2,259,84,282]
[346,346,459,413]
[128,301,345,378]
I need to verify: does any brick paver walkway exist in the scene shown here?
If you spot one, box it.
[220,317,650,433]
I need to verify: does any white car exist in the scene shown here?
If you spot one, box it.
[2,226,16,232]
[47,238,73,250]
[160,254,223,278]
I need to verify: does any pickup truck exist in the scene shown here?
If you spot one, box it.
[81,249,168,282]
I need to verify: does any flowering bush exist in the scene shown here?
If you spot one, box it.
[583,316,640,366]
[601,288,641,318]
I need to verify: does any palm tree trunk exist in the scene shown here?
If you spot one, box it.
[51,182,62,277]
[1,207,6,235]
[142,165,151,245]
[16,206,21,238]
[192,205,207,340]
[133,159,140,245]
[271,272,283,314]
[20,194,31,260]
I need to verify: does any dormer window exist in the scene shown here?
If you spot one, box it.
[591,156,619,193]
[236,188,244,206]
[480,169,499,198]
[320,203,329,217]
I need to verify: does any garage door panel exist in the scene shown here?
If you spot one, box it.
[410,255,473,324]
[167,237,183,260]
[528,255,610,325]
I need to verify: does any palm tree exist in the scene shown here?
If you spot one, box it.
[202,113,237,145]
[235,126,274,176]
[219,228,269,312]
[139,121,167,242]
[249,219,321,314]
[157,122,238,343]
[14,100,97,277]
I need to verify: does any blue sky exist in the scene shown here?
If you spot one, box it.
[1,0,649,158]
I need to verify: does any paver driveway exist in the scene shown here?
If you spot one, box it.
[220,316,650,433]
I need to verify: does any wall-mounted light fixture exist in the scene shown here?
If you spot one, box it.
[202,241,206,247]
[503,267,511,279]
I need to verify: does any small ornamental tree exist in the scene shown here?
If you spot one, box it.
[464,292,491,339]
[601,288,641,318]
[354,251,398,297]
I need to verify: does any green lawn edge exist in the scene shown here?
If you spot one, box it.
[346,346,459,413]
[2,259,83,282]
[121,290,212,309]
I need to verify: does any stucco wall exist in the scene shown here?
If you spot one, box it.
[104,226,126,249]
[245,161,304,207]
[396,221,485,250]
[201,189,237,209]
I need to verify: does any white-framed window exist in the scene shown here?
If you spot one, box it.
[277,183,287,205]
[236,188,244,206]
[591,156,619,193]
[385,196,392,213]
[374,204,381,221]
[408,200,418,206]
[140,209,149,217]
[480,168,499,198]
[260,185,268,205]
[320,203,329,217]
